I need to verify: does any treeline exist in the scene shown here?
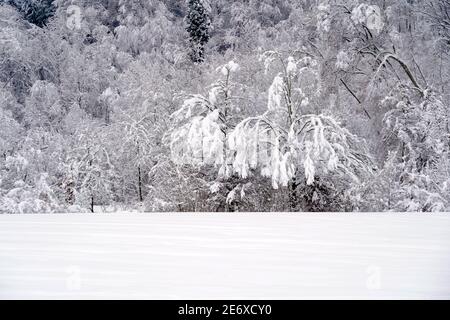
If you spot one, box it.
[0,0,449,213]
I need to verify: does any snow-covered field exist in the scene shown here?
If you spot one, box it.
[0,213,449,299]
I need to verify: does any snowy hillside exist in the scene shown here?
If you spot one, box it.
[1,213,449,299]
[1,1,450,213]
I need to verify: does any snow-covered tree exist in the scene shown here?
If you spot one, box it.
[1,0,56,27]
[170,60,240,171]
[0,128,65,213]
[169,53,374,210]
[186,0,211,63]
[0,91,22,158]
[381,87,449,211]
[64,127,116,213]
[24,80,62,129]
[168,60,249,210]
[227,52,374,210]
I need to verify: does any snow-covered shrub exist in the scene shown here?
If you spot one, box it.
[0,168,59,214]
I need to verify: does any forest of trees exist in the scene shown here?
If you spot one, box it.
[0,0,449,213]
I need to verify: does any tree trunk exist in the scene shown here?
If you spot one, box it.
[90,195,94,213]
[65,178,75,205]
[288,180,300,212]
[138,166,143,202]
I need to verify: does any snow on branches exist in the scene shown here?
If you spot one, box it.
[169,60,240,172]
[228,113,373,189]
[171,53,373,192]
[228,52,372,189]
[382,88,449,211]
[351,3,385,35]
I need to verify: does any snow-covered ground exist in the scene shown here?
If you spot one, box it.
[0,213,449,299]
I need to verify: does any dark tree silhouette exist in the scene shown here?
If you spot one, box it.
[185,0,211,63]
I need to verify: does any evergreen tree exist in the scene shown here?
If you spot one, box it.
[1,0,56,27]
[185,0,211,63]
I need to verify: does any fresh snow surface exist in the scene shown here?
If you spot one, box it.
[0,213,449,299]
